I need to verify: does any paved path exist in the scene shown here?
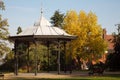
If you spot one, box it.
[3,71,120,79]
[3,71,88,79]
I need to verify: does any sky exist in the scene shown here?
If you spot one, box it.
[1,0,120,35]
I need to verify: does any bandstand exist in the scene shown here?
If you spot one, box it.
[9,13,76,76]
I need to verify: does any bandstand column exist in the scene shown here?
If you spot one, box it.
[58,40,61,74]
[34,40,37,76]
[69,41,72,74]
[64,41,67,73]
[27,42,30,73]
[47,41,50,72]
[14,40,18,75]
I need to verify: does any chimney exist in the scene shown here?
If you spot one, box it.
[103,28,107,39]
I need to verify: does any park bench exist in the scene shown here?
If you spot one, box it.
[88,62,105,76]
[0,73,4,79]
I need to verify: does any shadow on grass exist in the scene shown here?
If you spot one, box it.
[103,74,120,78]
[6,78,93,80]
[5,76,120,80]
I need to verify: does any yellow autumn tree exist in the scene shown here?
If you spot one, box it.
[63,10,107,61]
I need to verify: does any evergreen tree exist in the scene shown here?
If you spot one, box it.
[50,10,65,70]
[50,10,64,28]
[17,26,22,34]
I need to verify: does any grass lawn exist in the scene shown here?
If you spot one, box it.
[6,74,120,80]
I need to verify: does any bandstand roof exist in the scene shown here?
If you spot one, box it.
[9,15,76,41]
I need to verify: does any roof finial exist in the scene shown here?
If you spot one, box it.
[41,8,43,15]
[40,2,43,16]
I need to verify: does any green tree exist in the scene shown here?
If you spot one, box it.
[28,43,48,71]
[0,0,13,72]
[17,26,22,34]
[50,10,64,28]
[0,1,5,10]
[50,10,65,70]
[106,24,120,71]
[63,10,107,62]
[114,24,120,55]
[0,0,9,55]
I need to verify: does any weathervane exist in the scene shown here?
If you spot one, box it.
[34,2,43,26]
[40,2,43,16]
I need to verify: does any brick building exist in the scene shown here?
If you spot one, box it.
[103,28,114,54]
[98,28,114,63]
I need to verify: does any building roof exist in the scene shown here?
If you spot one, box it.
[9,15,76,41]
